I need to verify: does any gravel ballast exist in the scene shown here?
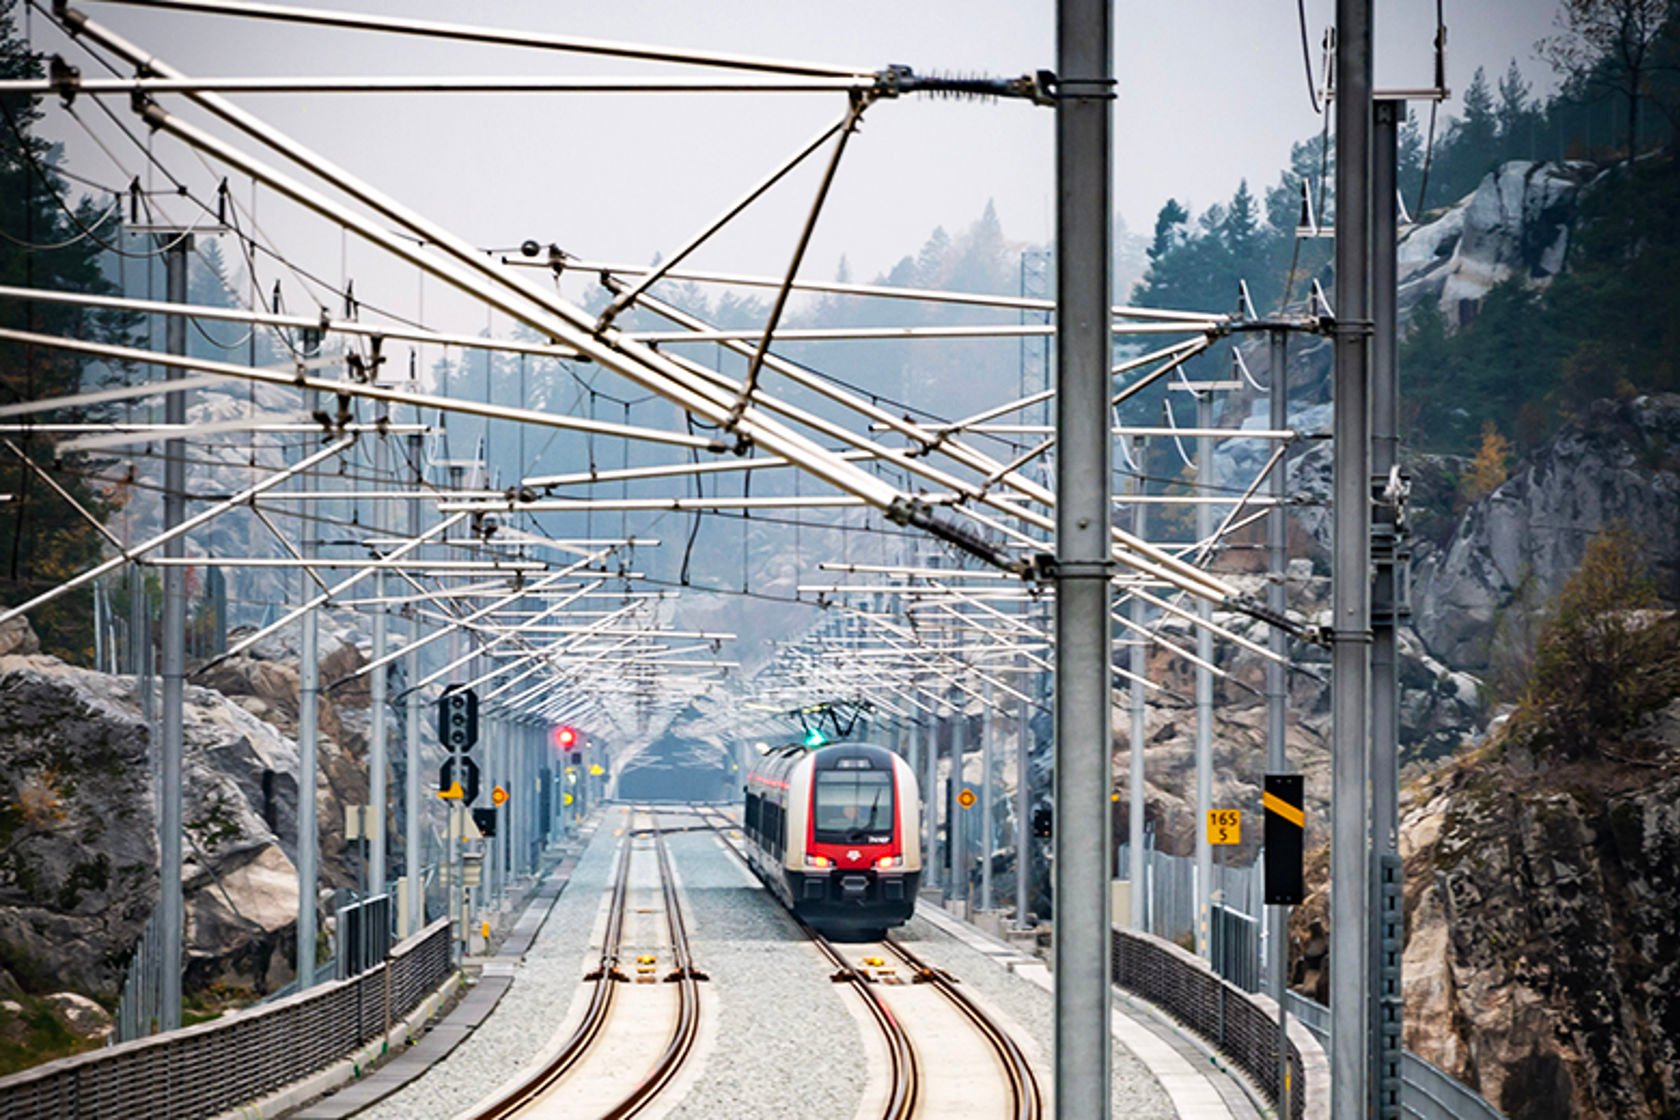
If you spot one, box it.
[352,809,1183,1120]
[886,913,1178,1119]
[659,827,868,1120]
[356,815,624,1120]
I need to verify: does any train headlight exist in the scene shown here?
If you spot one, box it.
[806,854,833,869]
[875,855,903,869]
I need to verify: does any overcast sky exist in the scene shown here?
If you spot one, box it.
[31,0,1565,329]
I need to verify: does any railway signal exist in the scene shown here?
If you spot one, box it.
[1031,807,1052,839]
[552,724,577,750]
[439,756,481,806]
[437,686,479,752]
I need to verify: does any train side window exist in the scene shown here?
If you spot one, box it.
[746,791,761,842]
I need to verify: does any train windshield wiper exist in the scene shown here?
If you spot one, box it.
[847,787,885,840]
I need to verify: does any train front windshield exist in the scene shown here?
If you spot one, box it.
[813,769,895,843]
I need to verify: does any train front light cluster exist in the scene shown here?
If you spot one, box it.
[806,854,833,869]
[875,855,903,869]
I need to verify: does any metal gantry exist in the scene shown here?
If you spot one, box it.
[0,1,1412,1115]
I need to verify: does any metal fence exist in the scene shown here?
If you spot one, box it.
[1285,992,1507,1120]
[113,908,165,1043]
[336,894,393,980]
[1111,925,1310,1120]
[0,919,453,1120]
[1123,841,1503,1120]
[1120,839,1264,990]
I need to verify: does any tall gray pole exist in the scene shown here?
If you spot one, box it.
[1015,687,1032,929]
[1370,97,1404,1120]
[404,430,424,937]
[1195,390,1214,962]
[158,235,191,1032]
[368,432,389,897]
[1053,0,1114,1113]
[980,682,995,913]
[1331,1,1374,1114]
[1267,329,1293,1116]
[923,713,939,894]
[1128,452,1147,931]
[296,328,323,991]
[948,697,963,906]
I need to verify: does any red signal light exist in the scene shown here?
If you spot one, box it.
[552,725,577,749]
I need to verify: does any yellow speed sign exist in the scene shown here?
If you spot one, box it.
[1207,809,1241,845]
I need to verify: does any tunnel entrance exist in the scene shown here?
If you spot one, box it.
[616,734,736,803]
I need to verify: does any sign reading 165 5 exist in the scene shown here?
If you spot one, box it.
[1206,809,1241,845]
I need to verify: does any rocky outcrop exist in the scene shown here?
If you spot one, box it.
[1398,695,1680,1120]
[195,624,375,890]
[0,647,310,1004]
[1413,394,1680,669]
[1400,160,1597,323]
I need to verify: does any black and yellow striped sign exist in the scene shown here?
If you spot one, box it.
[1264,774,1305,905]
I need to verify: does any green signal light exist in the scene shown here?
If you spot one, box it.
[803,727,826,748]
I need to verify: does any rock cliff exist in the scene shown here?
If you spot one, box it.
[0,627,331,1012]
[1413,393,1680,669]
[1398,636,1680,1120]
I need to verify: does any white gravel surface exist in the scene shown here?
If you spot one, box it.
[353,809,1179,1120]
[661,827,867,1120]
[356,814,626,1120]
[891,913,1179,1119]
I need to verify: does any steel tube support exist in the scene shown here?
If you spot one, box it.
[158,236,190,1032]
[1331,1,1375,1115]
[1128,458,1147,932]
[404,432,424,937]
[1267,329,1293,1115]
[948,695,962,905]
[1195,391,1214,962]
[1052,0,1115,1114]
[981,681,995,913]
[1015,678,1033,930]
[1370,97,1404,1120]
[923,714,939,893]
[296,331,323,991]
[368,432,389,897]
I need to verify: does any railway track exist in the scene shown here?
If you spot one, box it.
[688,802,1041,1120]
[470,813,704,1120]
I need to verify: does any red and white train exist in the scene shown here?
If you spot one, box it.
[742,741,922,933]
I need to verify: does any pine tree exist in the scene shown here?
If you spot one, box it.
[1146,199,1188,263]
[0,0,133,660]
[1497,59,1532,142]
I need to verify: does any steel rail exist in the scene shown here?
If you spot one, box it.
[87,0,878,79]
[469,829,636,1120]
[689,806,918,1120]
[602,827,706,1119]
[60,13,922,529]
[0,282,587,361]
[536,257,1229,323]
[883,935,1044,1120]
[0,74,872,94]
